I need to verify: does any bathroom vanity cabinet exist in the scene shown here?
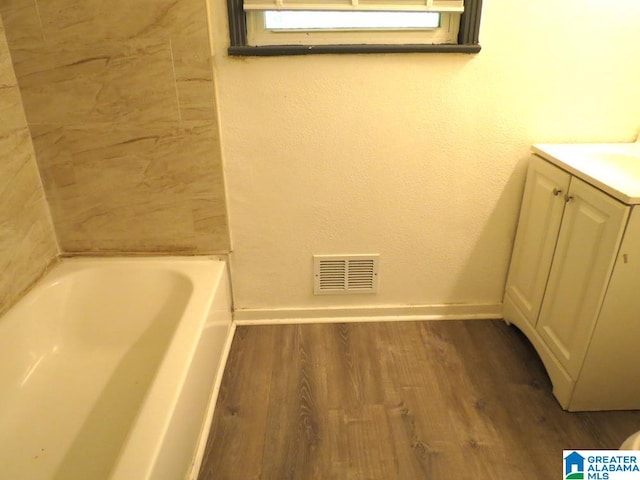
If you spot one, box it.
[503,143,640,411]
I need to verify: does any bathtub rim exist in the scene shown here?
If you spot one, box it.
[186,320,236,480]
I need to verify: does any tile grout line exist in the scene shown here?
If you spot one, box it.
[33,0,47,43]
[168,36,182,125]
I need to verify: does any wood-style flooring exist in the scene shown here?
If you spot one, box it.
[198,320,640,479]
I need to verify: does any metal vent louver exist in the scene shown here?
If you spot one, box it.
[314,254,379,295]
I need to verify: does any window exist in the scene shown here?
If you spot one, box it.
[226,0,483,56]
[248,9,459,46]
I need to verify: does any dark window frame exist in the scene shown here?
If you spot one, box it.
[226,0,483,56]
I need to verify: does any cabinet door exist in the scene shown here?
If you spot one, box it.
[570,207,640,410]
[536,178,629,378]
[504,156,570,326]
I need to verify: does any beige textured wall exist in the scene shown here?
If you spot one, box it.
[208,1,640,314]
[0,0,230,254]
[0,14,58,315]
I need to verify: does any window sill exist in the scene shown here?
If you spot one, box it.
[228,43,481,56]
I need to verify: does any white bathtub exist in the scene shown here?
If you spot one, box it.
[0,257,234,480]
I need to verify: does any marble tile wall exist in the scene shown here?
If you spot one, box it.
[0,14,58,315]
[0,0,230,253]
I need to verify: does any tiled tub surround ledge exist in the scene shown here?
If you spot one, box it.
[0,257,233,480]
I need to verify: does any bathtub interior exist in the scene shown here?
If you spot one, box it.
[0,257,232,480]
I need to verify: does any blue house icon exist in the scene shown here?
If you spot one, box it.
[565,451,585,475]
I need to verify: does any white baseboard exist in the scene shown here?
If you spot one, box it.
[233,303,503,325]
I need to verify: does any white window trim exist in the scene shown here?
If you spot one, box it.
[243,0,464,13]
[246,11,461,46]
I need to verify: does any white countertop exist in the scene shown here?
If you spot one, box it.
[532,142,640,205]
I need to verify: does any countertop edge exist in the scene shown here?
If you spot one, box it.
[531,144,640,205]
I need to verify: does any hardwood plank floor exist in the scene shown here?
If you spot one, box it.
[198,320,640,480]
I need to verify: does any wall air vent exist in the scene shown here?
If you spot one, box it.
[313,254,379,295]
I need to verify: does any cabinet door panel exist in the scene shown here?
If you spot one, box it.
[504,156,570,326]
[536,178,629,378]
[570,207,640,410]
